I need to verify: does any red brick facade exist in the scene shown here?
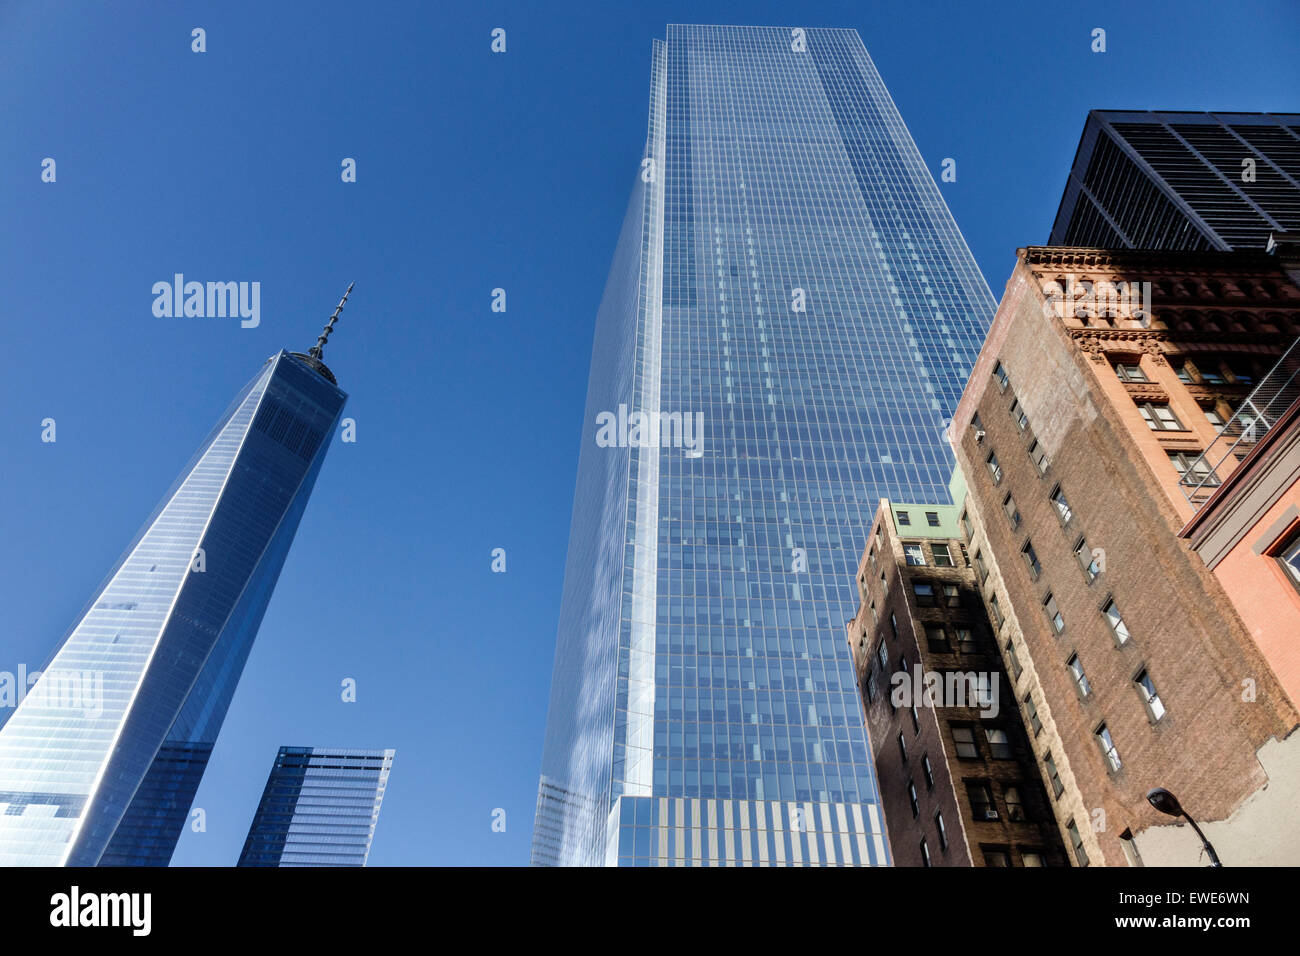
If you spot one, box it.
[949,246,1300,866]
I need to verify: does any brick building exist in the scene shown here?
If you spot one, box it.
[949,243,1300,866]
[847,480,1066,866]
[1179,237,1300,716]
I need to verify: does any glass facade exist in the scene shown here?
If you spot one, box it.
[237,747,395,867]
[0,351,346,866]
[533,25,995,866]
[1050,110,1300,251]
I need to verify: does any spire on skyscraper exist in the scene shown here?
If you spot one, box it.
[310,281,354,361]
[293,282,354,385]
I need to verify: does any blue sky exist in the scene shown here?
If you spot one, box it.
[0,0,1295,866]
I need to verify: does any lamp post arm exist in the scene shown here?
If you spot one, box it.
[1183,814,1223,867]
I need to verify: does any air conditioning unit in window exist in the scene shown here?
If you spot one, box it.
[982,809,1000,821]
[975,429,987,443]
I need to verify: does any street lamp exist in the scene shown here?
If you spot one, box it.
[1146,788,1222,867]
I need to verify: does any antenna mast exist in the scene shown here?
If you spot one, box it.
[309,282,354,360]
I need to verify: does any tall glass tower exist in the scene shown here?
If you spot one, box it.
[533,25,996,866]
[237,746,395,867]
[0,296,351,866]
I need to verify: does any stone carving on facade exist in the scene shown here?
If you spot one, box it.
[1141,338,1168,365]
[1073,333,1107,363]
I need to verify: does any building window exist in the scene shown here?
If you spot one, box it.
[1176,361,1193,384]
[1021,540,1041,579]
[1204,407,1226,429]
[890,612,899,641]
[919,837,932,867]
[989,594,1003,628]
[904,542,926,566]
[908,781,920,818]
[898,732,908,763]
[865,669,878,703]
[984,848,1012,867]
[910,704,921,735]
[1005,639,1023,681]
[1004,785,1027,822]
[952,725,979,759]
[922,753,935,789]
[935,811,948,850]
[1021,850,1045,867]
[1067,653,1091,697]
[987,450,1003,484]
[1024,693,1042,736]
[877,640,889,670]
[925,625,949,653]
[913,582,936,607]
[993,361,1010,391]
[985,727,1012,759]
[1119,829,1143,867]
[1228,363,1255,386]
[967,781,996,819]
[1168,450,1220,486]
[1028,439,1050,474]
[1043,593,1065,633]
[1135,668,1166,722]
[1138,402,1183,431]
[1050,484,1073,524]
[1276,529,1300,588]
[943,584,960,607]
[926,511,940,527]
[961,510,973,539]
[1095,723,1122,772]
[1074,537,1101,582]
[1114,361,1148,383]
[974,550,989,583]
[1102,598,1131,645]
[1015,406,1030,432]
[957,627,976,653]
[1044,752,1064,798]
[1003,492,1021,529]
[971,411,984,433]
[897,510,911,526]
[1067,819,1090,866]
[1198,362,1225,385]
[932,543,954,567]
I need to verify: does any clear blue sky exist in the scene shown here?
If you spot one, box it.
[0,0,1295,866]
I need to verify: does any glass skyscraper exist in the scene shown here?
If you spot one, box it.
[0,340,348,866]
[1050,110,1300,251]
[533,25,995,866]
[237,747,395,867]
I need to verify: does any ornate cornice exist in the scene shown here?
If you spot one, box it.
[1069,329,1166,344]
[1122,382,1170,401]
[1184,384,1248,404]
[1070,328,1169,364]
[1021,245,1284,276]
